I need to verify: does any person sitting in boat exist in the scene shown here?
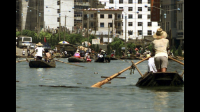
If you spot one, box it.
[44,49,51,62]
[31,42,44,61]
[85,52,91,62]
[147,52,157,73]
[64,51,67,56]
[74,50,81,58]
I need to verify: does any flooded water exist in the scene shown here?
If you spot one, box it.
[16,58,184,112]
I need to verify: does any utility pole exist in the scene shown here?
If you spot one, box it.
[125,15,127,57]
[59,0,61,41]
[38,13,41,39]
[64,15,66,41]
[142,22,144,49]
[36,0,39,39]
[87,14,89,47]
[108,24,110,45]
[21,13,23,35]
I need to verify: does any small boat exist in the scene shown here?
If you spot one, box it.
[68,57,92,62]
[136,72,184,86]
[29,59,56,68]
[94,57,110,63]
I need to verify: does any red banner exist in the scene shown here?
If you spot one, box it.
[44,37,46,43]
[151,0,160,22]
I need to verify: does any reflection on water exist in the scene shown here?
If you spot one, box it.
[16,59,184,112]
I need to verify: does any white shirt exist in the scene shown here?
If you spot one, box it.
[35,47,44,57]
[64,51,67,54]
[148,57,157,73]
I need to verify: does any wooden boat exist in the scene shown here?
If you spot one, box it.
[68,57,91,62]
[29,59,56,68]
[136,72,184,86]
[94,57,110,63]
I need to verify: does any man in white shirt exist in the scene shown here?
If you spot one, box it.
[34,42,44,60]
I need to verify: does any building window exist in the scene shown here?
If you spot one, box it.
[122,22,123,26]
[118,14,121,19]
[91,22,94,27]
[128,7,133,11]
[108,23,112,27]
[128,22,133,26]
[109,0,114,3]
[108,14,112,18]
[128,14,133,19]
[148,0,151,4]
[100,23,104,27]
[179,21,182,30]
[138,0,142,4]
[119,0,123,4]
[138,14,142,19]
[122,14,123,19]
[128,0,133,4]
[100,14,104,18]
[57,0,60,5]
[138,30,142,35]
[148,30,152,35]
[147,14,151,19]
[148,7,151,11]
[128,30,133,35]
[138,22,142,26]
[148,22,152,26]
[138,7,142,11]
[118,22,121,27]
[91,14,93,18]
[57,9,60,13]
[119,7,123,9]
[57,17,60,22]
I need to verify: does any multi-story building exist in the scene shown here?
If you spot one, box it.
[99,0,160,40]
[82,8,123,41]
[160,0,184,48]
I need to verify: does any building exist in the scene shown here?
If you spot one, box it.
[99,0,160,40]
[82,8,123,43]
[160,0,184,48]
[16,0,74,33]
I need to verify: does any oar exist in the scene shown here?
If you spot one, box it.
[16,59,27,63]
[55,59,85,67]
[91,56,151,88]
[168,56,184,65]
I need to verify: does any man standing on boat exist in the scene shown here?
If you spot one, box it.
[152,28,169,72]
[32,42,44,60]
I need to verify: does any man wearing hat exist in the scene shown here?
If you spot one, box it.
[152,28,169,72]
[34,42,44,60]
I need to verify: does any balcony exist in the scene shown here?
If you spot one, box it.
[74,2,90,6]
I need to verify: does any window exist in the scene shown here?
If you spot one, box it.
[138,30,142,35]
[119,0,123,4]
[138,7,142,11]
[138,0,142,4]
[122,14,123,19]
[108,14,112,18]
[91,14,93,18]
[128,14,133,19]
[128,30,133,35]
[179,21,182,30]
[128,22,133,26]
[148,30,152,35]
[100,14,104,18]
[109,0,114,3]
[118,22,121,27]
[138,22,142,26]
[91,22,94,27]
[148,0,151,4]
[118,14,121,19]
[147,15,151,19]
[148,22,152,26]
[108,23,112,27]
[100,23,104,27]
[138,14,142,19]
[57,0,60,5]
[129,0,133,4]
[148,7,151,11]
[128,7,133,11]
[57,9,60,13]
[57,17,60,22]
[122,22,123,26]
[119,7,123,9]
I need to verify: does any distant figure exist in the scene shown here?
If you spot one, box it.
[45,49,51,62]
[74,50,81,58]
[64,51,67,56]
[22,49,25,56]
[34,42,44,60]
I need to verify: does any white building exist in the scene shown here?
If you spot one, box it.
[44,0,74,32]
[99,0,160,40]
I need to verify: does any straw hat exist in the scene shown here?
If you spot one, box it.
[36,42,43,46]
[153,28,167,39]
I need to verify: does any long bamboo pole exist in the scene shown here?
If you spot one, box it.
[55,59,85,67]
[168,56,184,65]
[91,57,150,88]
